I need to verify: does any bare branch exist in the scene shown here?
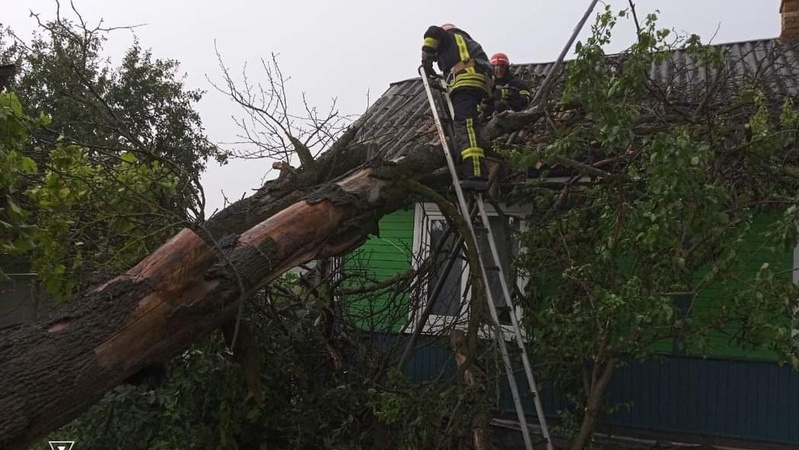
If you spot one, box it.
[209,43,353,172]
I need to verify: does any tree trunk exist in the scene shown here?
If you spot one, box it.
[449,329,487,450]
[569,357,617,450]
[0,94,542,448]
[0,140,446,449]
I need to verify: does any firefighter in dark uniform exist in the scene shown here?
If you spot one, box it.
[421,23,492,185]
[485,52,531,114]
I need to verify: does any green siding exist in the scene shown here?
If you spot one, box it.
[688,214,792,359]
[344,209,414,332]
[347,209,794,358]
[642,214,793,359]
[534,214,794,359]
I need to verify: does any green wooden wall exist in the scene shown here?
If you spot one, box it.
[344,208,795,361]
[688,214,792,359]
[342,208,415,332]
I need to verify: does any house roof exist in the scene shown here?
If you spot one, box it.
[350,38,799,160]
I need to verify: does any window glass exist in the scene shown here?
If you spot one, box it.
[428,219,463,317]
[476,216,520,325]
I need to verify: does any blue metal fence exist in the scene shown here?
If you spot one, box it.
[388,332,799,445]
[603,355,799,444]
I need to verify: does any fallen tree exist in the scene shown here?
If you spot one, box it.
[7,6,799,449]
[0,123,458,448]
[0,5,549,448]
[0,75,549,444]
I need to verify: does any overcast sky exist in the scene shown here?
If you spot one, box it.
[4,0,782,216]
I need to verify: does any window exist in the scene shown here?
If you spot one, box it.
[427,218,464,318]
[410,203,527,337]
[410,205,468,333]
[477,215,522,326]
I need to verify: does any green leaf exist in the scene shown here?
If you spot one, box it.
[19,156,38,173]
[7,198,22,215]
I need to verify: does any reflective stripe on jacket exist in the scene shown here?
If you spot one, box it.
[422,26,491,93]
[494,74,532,111]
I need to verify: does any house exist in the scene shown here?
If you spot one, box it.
[339,3,799,447]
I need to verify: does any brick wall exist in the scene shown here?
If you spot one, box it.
[781,0,799,41]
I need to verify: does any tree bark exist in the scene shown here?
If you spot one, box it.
[0,139,446,449]
[449,329,487,450]
[569,357,617,450]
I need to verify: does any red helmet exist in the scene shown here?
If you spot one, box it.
[440,23,457,31]
[490,52,510,67]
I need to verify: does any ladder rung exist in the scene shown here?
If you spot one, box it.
[420,66,552,450]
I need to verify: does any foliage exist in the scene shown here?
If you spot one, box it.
[503,5,799,447]
[0,14,225,296]
[0,92,41,273]
[0,89,186,296]
[33,279,474,450]
[7,18,225,191]
[28,146,182,296]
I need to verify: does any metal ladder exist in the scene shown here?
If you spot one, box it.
[418,66,554,450]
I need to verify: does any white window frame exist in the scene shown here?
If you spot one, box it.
[409,202,529,340]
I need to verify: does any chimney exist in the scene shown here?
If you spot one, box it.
[781,0,799,41]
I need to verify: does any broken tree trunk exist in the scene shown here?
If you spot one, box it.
[0,94,546,448]
[0,137,445,449]
[450,329,488,450]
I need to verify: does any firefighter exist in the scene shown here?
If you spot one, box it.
[421,23,491,186]
[485,52,531,114]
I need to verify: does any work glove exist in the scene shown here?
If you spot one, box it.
[421,50,436,76]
